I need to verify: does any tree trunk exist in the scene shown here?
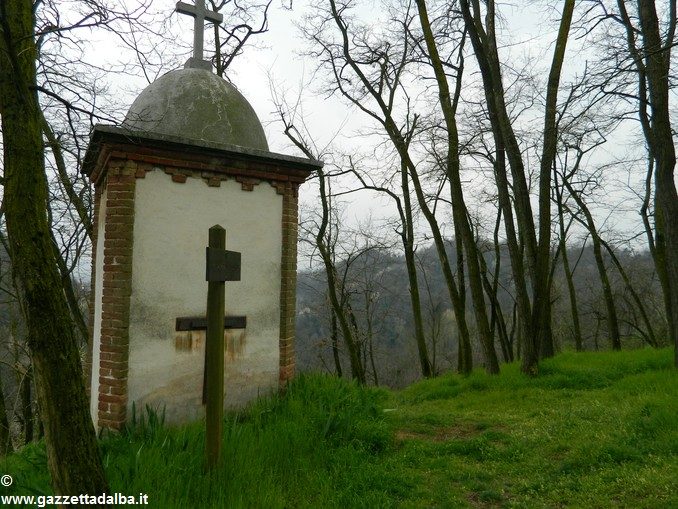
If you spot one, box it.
[534,0,575,363]
[490,126,534,367]
[416,0,499,373]
[330,309,343,377]
[317,170,365,383]
[599,238,658,347]
[0,374,12,455]
[492,210,514,362]
[554,170,584,351]
[460,0,573,373]
[635,0,678,367]
[453,229,473,375]
[590,234,623,351]
[364,295,379,386]
[539,295,556,359]
[20,371,33,445]
[401,159,433,377]
[49,228,89,343]
[477,206,512,362]
[281,121,365,382]
[565,182,622,350]
[398,144,473,375]
[359,157,436,379]
[0,0,109,496]
[560,225,584,352]
[460,0,538,372]
[640,158,672,339]
[479,242,512,363]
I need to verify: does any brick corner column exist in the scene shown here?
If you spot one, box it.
[97,160,137,430]
[279,182,299,386]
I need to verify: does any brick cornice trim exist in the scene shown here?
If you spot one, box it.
[83,126,321,188]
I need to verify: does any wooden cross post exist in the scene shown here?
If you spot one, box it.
[204,224,241,470]
[175,0,223,70]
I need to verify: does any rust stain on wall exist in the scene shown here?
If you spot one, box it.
[174,329,246,360]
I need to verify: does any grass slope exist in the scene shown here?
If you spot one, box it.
[2,348,676,508]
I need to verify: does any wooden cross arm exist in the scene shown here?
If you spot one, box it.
[176,1,224,24]
[176,316,246,331]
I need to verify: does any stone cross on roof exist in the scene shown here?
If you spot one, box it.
[176,1,224,71]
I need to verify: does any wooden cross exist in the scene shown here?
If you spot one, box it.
[204,224,240,469]
[175,1,224,70]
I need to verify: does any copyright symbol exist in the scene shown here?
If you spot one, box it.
[1,475,12,486]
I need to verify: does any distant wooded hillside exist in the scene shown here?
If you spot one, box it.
[296,240,663,387]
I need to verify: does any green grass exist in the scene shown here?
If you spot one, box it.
[1,348,677,508]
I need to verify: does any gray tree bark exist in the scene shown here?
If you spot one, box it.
[0,0,109,495]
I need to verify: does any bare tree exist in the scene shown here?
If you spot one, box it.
[459,0,575,373]
[0,0,172,494]
[562,165,623,350]
[599,237,659,346]
[296,0,486,373]
[210,0,273,76]
[415,0,500,373]
[347,155,434,378]
[553,167,585,351]
[613,0,678,366]
[272,95,367,381]
[0,0,109,495]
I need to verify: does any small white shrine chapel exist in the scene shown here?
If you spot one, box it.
[82,1,321,429]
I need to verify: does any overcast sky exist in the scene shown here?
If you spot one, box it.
[87,0,662,259]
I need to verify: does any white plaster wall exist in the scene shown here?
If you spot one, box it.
[127,170,282,424]
[90,187,108,428]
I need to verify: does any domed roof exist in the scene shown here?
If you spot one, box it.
[122,68,268,151]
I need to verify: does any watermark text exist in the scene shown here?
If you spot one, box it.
[1,492,149,507]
